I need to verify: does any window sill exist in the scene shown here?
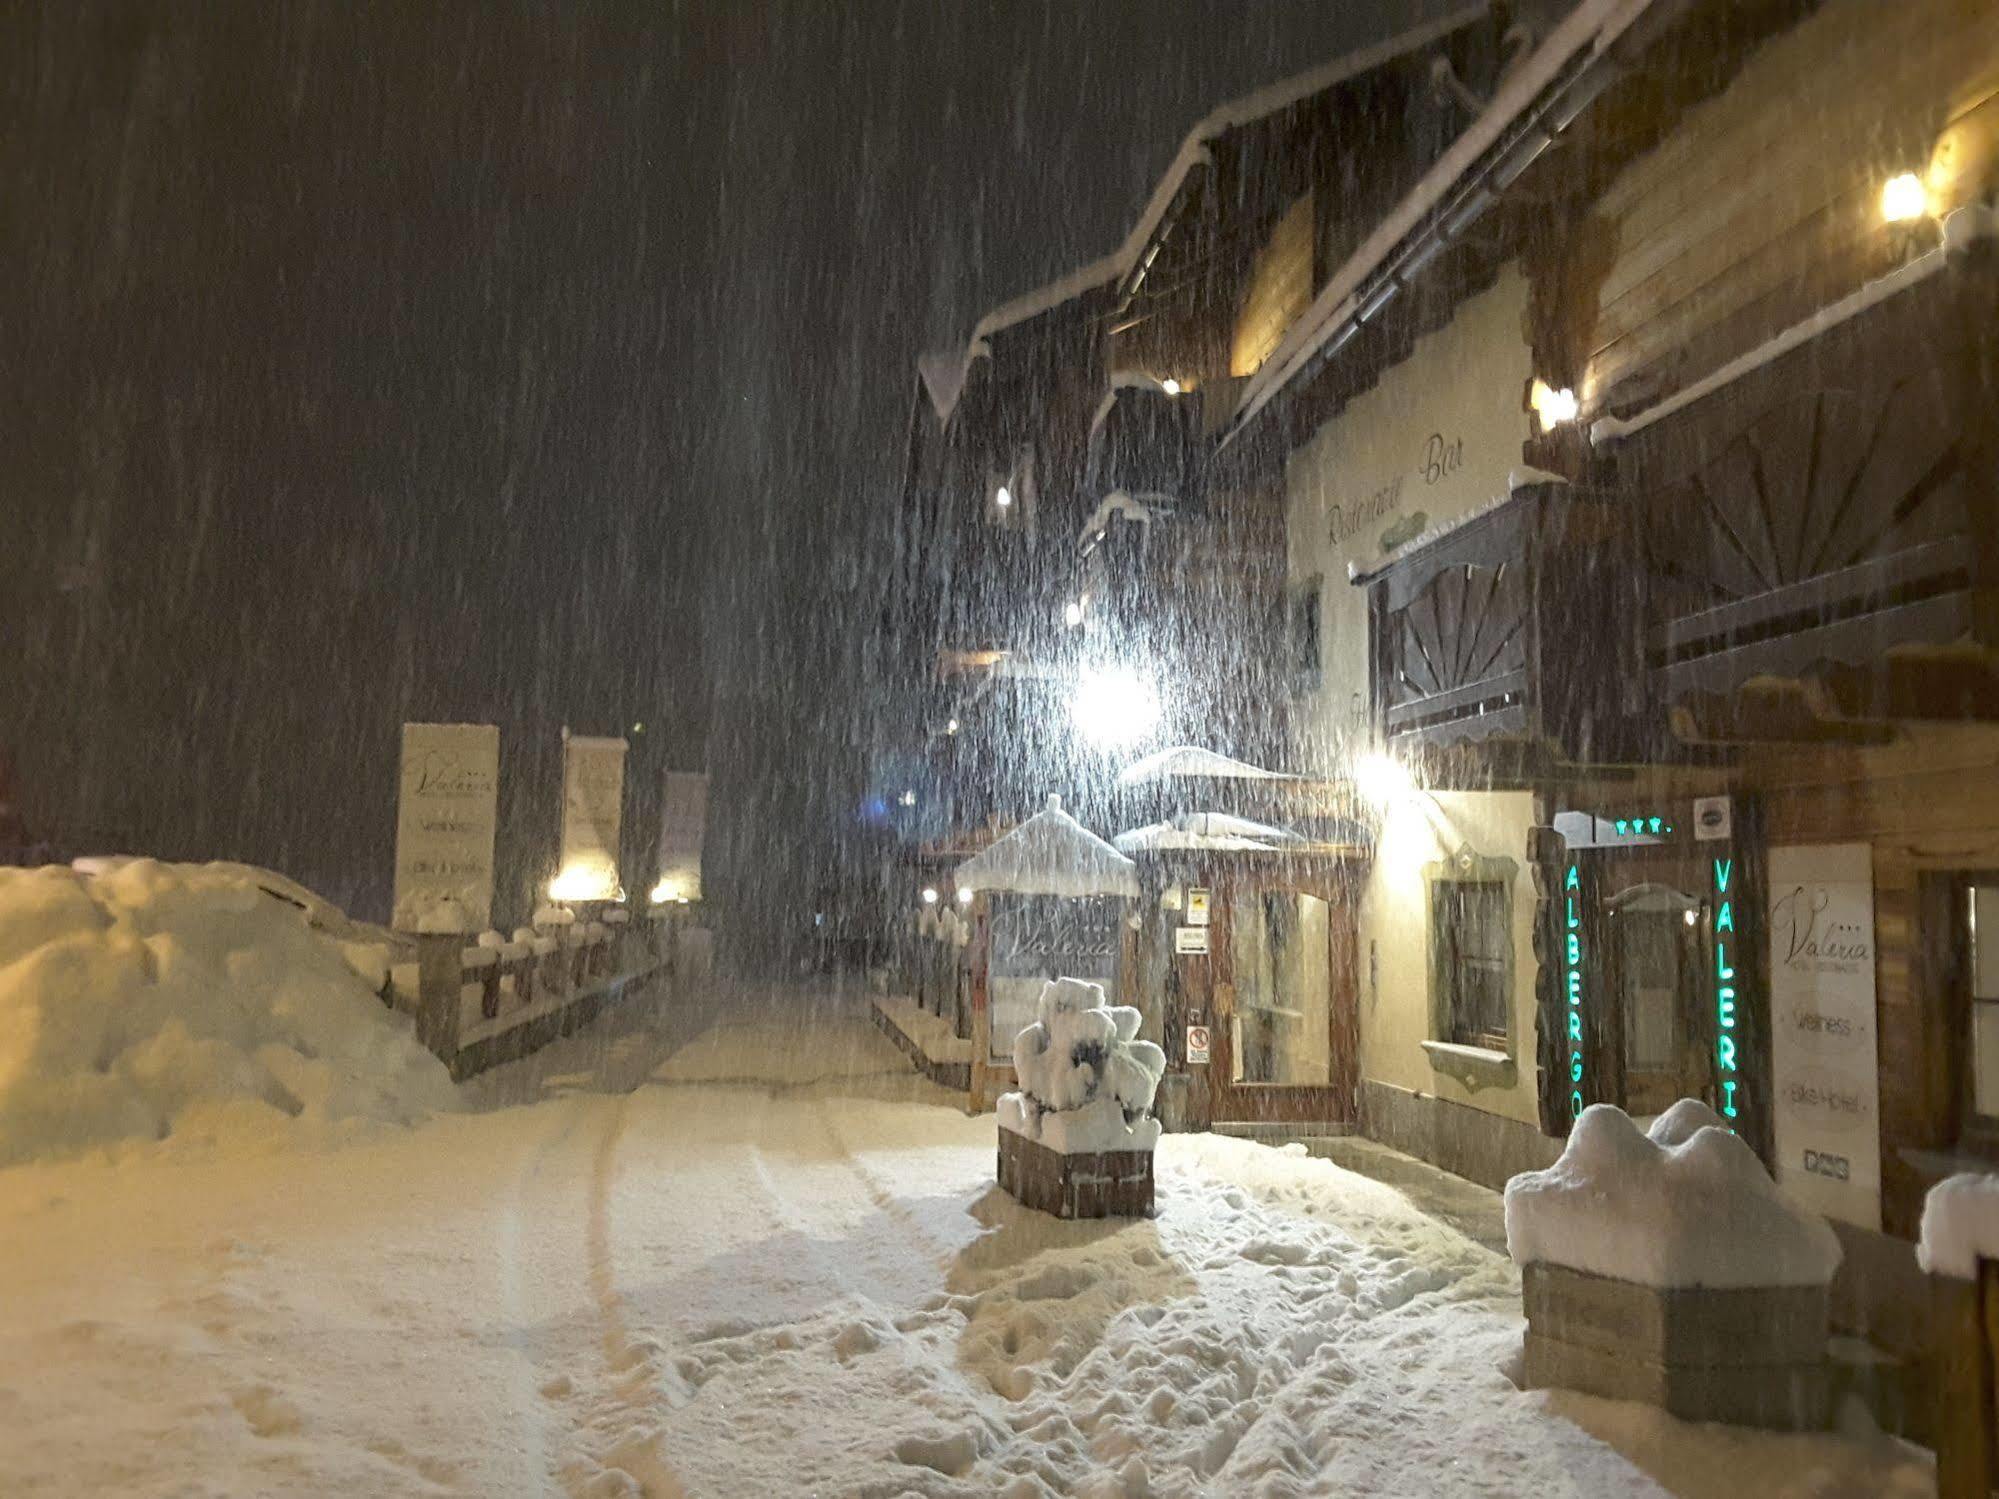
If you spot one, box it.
[1421,1039,1517,1091]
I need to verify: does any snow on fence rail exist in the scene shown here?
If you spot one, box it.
[385,908,674,1079]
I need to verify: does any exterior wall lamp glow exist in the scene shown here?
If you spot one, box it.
[1161,378,1183,396]
[995,484,1012,508]
[898,789,917,807]
[921,887,939,905]
[1530,378,1579,432]
[1880,172,1927,223]
[1353,752,1416,806]
[1070,667,1161,748]
[956,887,974,905]
[1064,599,1086,629]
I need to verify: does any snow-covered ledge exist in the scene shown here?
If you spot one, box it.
[1420,1039,1515,1089]
[1504,1101,1841,1430]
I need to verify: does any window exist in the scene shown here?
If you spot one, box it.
[1970,883,1999,1123]
[1432,878,1511,1050]
[1288,577,1322,691]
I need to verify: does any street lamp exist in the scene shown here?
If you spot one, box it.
[1070,667,1161,748]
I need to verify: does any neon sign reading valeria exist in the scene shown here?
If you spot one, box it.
[1564,862,1584,1121]
[1713,856,1739,1120]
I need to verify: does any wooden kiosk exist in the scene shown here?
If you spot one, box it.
[955,795,1140,1112]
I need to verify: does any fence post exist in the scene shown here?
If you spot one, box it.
[1935,1258,1999,1498]
[413,933,464,1060]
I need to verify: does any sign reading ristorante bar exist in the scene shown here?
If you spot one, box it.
[393,722,500,932]
[1767,844,1881,1230]
[1285,265,1532,746]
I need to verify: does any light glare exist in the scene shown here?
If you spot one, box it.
[1070,667,1161,748]
[1880,172,1926,223]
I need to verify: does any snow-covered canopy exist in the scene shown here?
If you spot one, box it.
[1116,746,1295,788]
[954,795,1139,899]
[1114,823,1277,855]
[1504,1101,1842,1290]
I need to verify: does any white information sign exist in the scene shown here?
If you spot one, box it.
[1187,887,1211,927]
[656,771,708,902]
[1174,925,1210,955]
[557,734,628,902]
[1185,1024,1212,1065]
[392,722,499,933]
[1768,843,1881,1229]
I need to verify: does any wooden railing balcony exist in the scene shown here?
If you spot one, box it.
[1613,242,1999,735]
[1362,481,1630,767]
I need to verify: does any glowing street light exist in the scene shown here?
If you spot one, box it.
[1353,752,1416,806]
[956,887,974,905]
[1530,378,1579,432]
[920,887,939,905]
[995,484,1013,509]
[1063,599,1086,629]
[1070,667,1161,748]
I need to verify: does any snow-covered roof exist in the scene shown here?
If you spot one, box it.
[917,345,985,423]
[1116,746,1296,788]
[1115,822,1278,855]
[1176,812,1304,844]
[1077,490,1171,547]
[924,7,1488,425]
[954,795,1139,899]
[1230,0,1662,443]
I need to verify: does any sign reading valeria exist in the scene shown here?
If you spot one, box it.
[393,722,499,933]
[1713,855,1741,1122]
[1768,844,1881,1229]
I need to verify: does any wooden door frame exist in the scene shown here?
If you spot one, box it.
[1206,860,1363,1126]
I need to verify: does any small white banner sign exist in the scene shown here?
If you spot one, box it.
[1768,843,1882,1230]
[656,771,708,902]
[1185,1024,1211,1065]
[393,722,500,933]
[557,734,628,902]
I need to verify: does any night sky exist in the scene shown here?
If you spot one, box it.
[2,1,1436,952]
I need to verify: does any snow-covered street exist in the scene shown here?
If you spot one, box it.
[0,986,1931,1497]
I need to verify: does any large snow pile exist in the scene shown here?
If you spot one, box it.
[1918,1172,1999,1279]
[0,860,455,1165]
[998,977,1165,1154]
[1504,1100,1841,1289]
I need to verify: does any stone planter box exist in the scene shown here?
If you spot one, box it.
[1521,1262,1830,1430]
[997,1126,1154,1220]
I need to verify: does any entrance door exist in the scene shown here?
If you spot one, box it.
[1210,878,1360,1125]
[1603,883,1705,1118]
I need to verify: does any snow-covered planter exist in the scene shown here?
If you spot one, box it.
[995,978,1163,1219]
[1504,1100,1841,1430]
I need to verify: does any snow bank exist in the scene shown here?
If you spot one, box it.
[1919,1172,1999,1280]
[1504,1101,1841,1289]
[998,978,1163,1154]
[0,860,455,1165]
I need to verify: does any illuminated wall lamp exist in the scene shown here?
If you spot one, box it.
[995,485,1013,509]
[1063,599,1086,628]
[1530,378,1579,432]
[956,887,974,905]
[921,887,939,905]
[1160,377,1183,396]
[1880,172,1927,224]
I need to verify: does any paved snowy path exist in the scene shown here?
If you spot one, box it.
[0,984,1931,1497]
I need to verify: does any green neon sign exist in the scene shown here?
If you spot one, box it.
[1712,856,1739,1121]
[1564,861,1584,1122]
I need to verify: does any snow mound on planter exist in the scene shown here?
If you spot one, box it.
[1504,1100,1841,1289]
[0,860,456,1165]
[1918,1172,1999,1279]
[998,977,1164,1154]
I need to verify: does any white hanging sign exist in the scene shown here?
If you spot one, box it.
[556,734,628,902]
[655,771,708,902]
[1767,843,1881,1230]
[392,723,500,933]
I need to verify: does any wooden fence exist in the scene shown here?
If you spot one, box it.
[386,910,676,1079]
